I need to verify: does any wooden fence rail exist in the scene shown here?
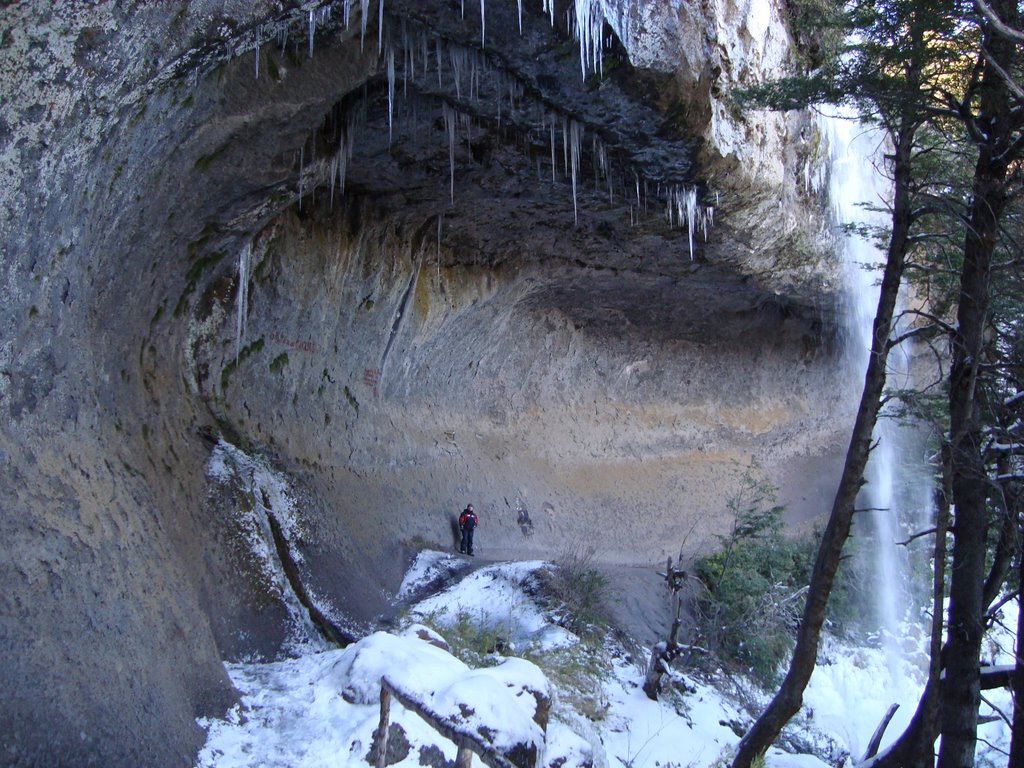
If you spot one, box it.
[371,677,543,768]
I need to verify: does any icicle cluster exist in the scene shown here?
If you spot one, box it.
[248,0,715,251]
[665,186,714,260]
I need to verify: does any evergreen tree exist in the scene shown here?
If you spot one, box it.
[731,1,1024,765]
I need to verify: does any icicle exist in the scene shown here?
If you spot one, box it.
[298,144,304,210]
[404,46,410,99]
[573,0,605,79]
[338,119,351,194]
[517,0,523,33]
[685,187,696,259]
[378,0,385,55]
[549,116,556,183]
[569,120,582,226]
[235,242,252,363]
[450,47,465,99]
[443,102,456,202]
[308,9,315,58]
[562,117,569,175]
[662,186,714,260]
[254,26,261,79]
[386,44,395,143]
[480,0,485,47]
[329,146,336,208]
[360,0,369,48]
[436,36,443,87]
[470,54,478,102]
[542,0,554,25]
[422,30,430,79]
[437,213,443,279]
[496,72,503,125]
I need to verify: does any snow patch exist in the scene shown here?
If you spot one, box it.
[197,557,1017,768]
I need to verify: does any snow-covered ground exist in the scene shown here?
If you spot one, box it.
[196,551,1018,768]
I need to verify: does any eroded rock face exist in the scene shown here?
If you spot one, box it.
[0,0,850,763]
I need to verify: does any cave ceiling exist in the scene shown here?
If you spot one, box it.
[170,0,835,341]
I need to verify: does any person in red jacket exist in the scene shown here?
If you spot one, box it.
[458,504,479,556]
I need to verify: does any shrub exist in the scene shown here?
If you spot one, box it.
[523,640,611,721]
[537,544,609,639]
[693,470,813,686]
[416,609,509,667]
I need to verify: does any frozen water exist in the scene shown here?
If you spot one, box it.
[234,241,251,362]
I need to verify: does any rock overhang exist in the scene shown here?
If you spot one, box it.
[146,0,839,328]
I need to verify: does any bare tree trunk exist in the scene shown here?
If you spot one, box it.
[643,558,686,700]
[864,704,901,761]
[731,119,917,768]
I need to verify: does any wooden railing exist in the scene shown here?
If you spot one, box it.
[371,676,546,768]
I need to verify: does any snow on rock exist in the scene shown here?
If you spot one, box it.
[199,557,1023,768]
[397,550,473,601]
[408,560,554,648]
[197,626,583,768]
[334,630,472,706]
[335,631,549,755]
[206,438,330,655]
[802,633,926,759]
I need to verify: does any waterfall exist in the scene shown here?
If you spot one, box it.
[827,115,904,635]
[818,111,932,752]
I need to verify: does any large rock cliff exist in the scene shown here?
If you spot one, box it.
[0,1,851,764]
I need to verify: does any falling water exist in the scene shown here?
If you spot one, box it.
[823,112,932,738]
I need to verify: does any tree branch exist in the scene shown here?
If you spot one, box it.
[897,527,938,546]
[975,0,1024,44]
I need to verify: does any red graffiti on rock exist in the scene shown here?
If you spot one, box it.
[270,329,318,354]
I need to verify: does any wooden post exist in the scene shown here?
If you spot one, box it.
[373,684,392,768]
